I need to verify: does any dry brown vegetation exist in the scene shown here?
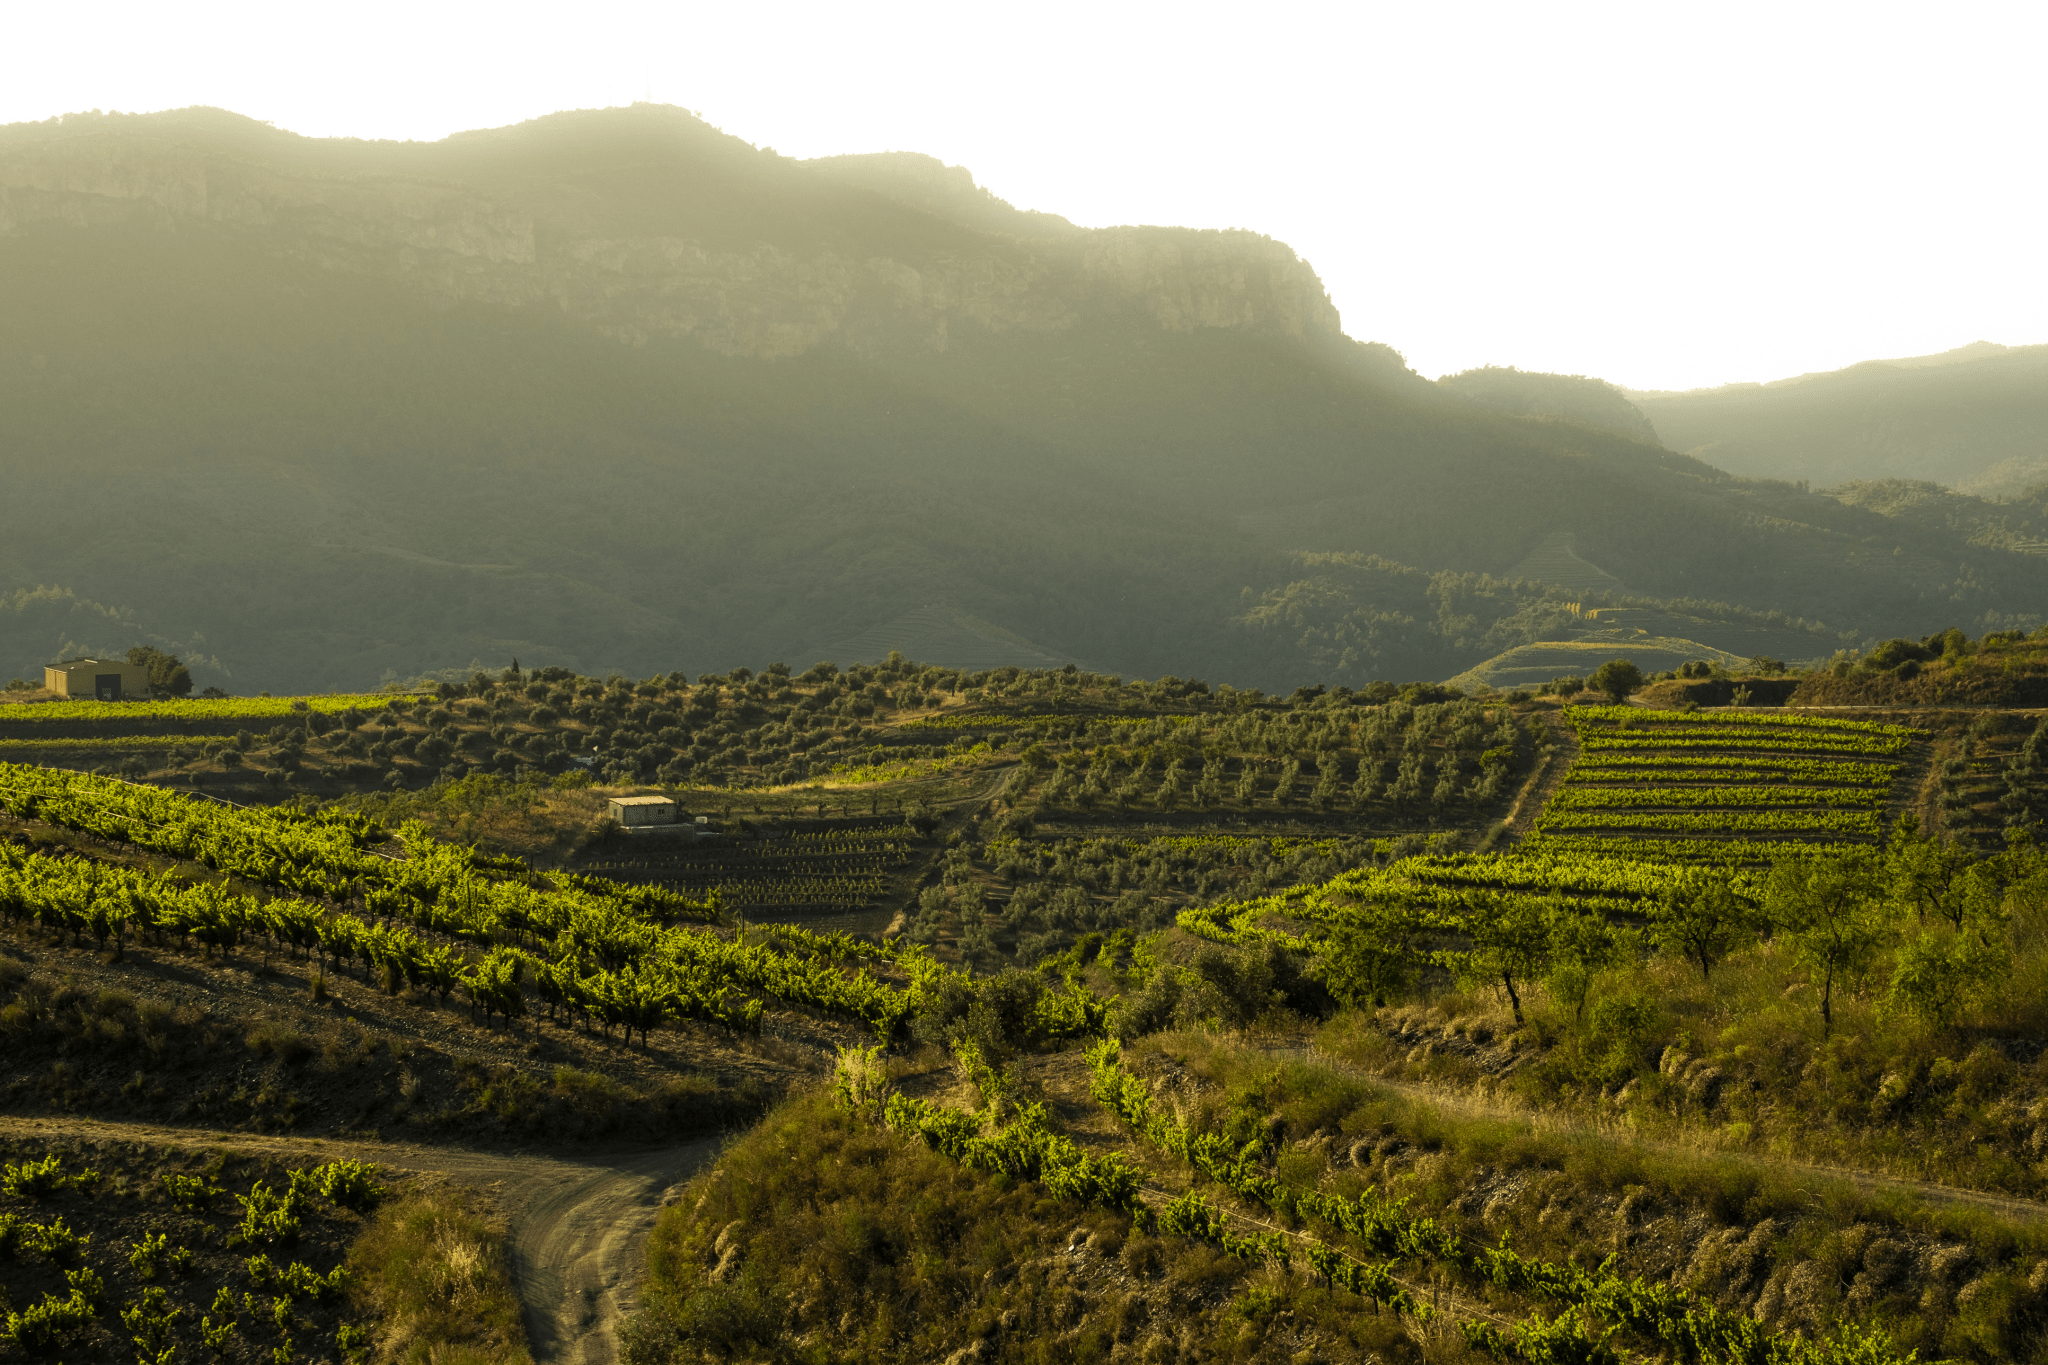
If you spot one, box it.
[347,1182,529,1365]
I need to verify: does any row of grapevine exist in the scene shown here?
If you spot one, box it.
[1085,1041,1915,1365]
[834,1045,1430,1322]
[1580,731,1908,756]
[1566,705,1916,737]
[1567,756,1896,785]
[0,766,957,1040]
[1539,809,1883,836]
[1546,785,1886,811]
[1515,834,1830,864]
[1540,706,1918,860]
[0,695,416,725]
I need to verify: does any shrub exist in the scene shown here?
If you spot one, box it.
[345,1186,528,1365]
[130,1230,170,1279]
[277,1261,352,1303]
[202,1314,238,1356]
[4,1287,94,1352]
[24,1216,89,1262]
[122,1286,181,1357]
[2,1154,98,1198]
[305,1160,385,1213]
[232,1182,302,1246]
[163,1173,227,1210]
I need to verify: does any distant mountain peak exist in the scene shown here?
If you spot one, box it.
[0,103,1339,359]
[803,150,1080,239]
[1874,340,2028,369]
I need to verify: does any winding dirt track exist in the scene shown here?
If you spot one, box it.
[0,1114,723,1365]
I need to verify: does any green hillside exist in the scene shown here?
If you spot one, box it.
[1441,634,1747,692]
[4,107,2047,695]
[10,642,2048,1363]
[1435,365,1661,445]
[1630,342,2048,490]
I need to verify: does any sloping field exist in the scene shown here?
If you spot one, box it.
[1522,705,1922,862]
[1444,636,1745,691]
[1180,706,1926,956]
[1500,530,1629,593]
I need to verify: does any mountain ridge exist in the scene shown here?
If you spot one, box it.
[1629,342,2048,490]
[0,104,1343,360]
[4,104,2046,691]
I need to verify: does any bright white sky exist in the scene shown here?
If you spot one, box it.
[9,0,2044,391]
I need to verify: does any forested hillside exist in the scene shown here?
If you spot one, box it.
[1433,366,1661,445]
[4,106,2046,692]
[1632,343,2048,493]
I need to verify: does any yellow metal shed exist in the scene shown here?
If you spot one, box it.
[43,657,154,700]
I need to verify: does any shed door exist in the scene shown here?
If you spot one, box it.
[95,674,122,701]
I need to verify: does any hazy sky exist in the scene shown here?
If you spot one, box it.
[10,1,2043,391]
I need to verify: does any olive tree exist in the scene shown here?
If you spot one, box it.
[1652,865,1760,980]
[1590,659,1645,704]
[1764,850,1887,1035]
[1454,891,1553,1025]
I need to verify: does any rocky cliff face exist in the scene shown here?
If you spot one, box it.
[0,107,1343,359]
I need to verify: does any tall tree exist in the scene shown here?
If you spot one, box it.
[1651,865,1760,980]
[1456,891,1553,1025]
[1590,658,1644,704]
[1764,850,1887,1035]
[125,646,193,697]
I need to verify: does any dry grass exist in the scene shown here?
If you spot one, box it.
[626,1087,1445,1365]
[347,1181,530,1365]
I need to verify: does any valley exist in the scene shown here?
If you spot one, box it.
[0,636,2046,1363]
[3,81,2047,1365]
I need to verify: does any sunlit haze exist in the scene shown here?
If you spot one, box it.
[7,0,2044,391]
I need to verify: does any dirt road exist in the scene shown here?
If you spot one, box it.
[0,1114,724,1365]
[1496,710,1578,847]
[1255,1042,2048,1225]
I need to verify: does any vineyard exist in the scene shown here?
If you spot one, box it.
[0,1144,386,1365]
[818,1037,1921,1365]
[1172,707,1928,986]
[574,821,922,917]
[5,650,2038,1365]
[0,695,415,725]
[1527,706,1917,856]
[0,763,968,1045]
[1081,1039,1918,1365]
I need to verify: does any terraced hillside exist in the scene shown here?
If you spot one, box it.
[1178,707,1924,963]
[16,650,2048,1365]
[1442,636,1746,692]
[1527,705,1923,862]
[574,819,924,926]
